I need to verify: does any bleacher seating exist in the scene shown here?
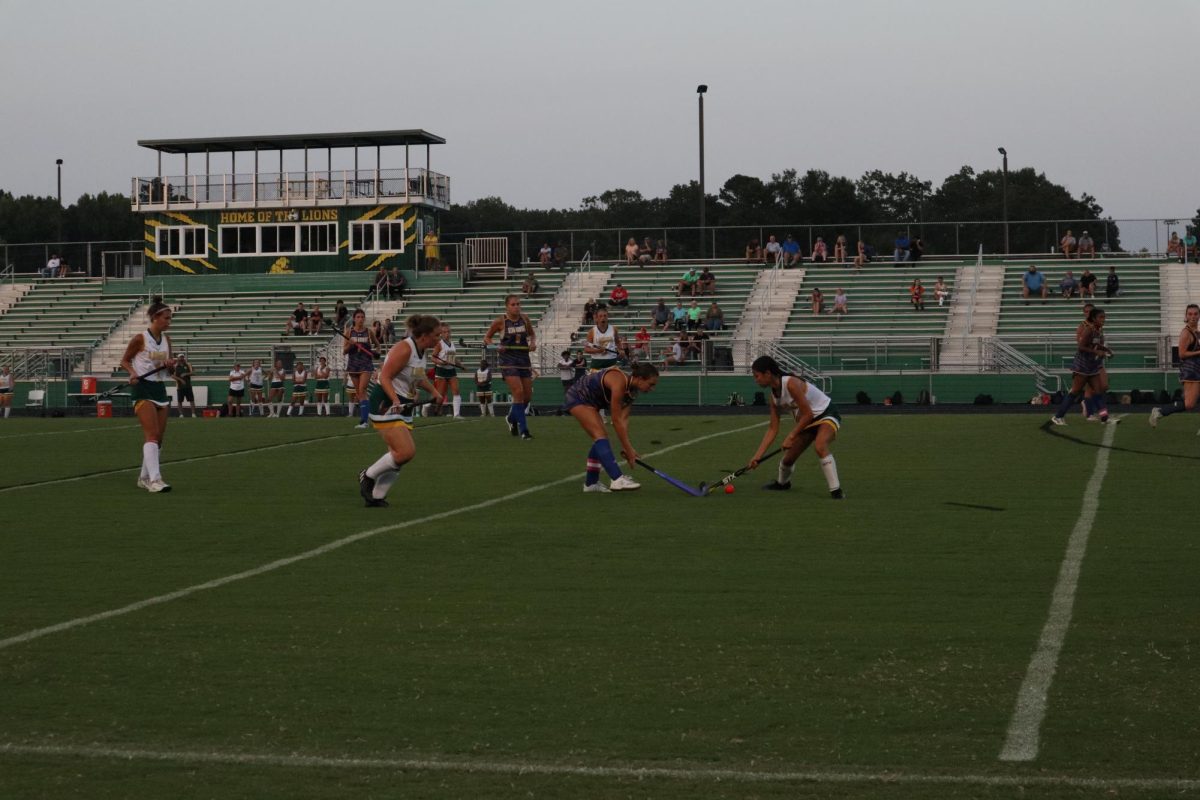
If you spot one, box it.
[997,259,1162,368]
[0,279,138,352]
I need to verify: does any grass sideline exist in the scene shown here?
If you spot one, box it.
[0,414,1197,799]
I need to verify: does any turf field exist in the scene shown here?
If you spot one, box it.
[0,412,1197,799]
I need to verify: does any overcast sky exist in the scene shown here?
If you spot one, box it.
[1,0,1196,237]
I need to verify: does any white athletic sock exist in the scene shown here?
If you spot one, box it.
[3,407,9,418]
[365,452,400,480]
[139,455,149,481]
[373,467,401,499]
[778,461,796,485]
[452,395,462,417]
[143,442,161,481]
[298,405,305,415]
[819,455,839,491]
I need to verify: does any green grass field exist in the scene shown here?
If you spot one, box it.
[1,412,1198,799]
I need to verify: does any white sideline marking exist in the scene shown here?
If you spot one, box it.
[999,422,1116,762]
[0,742,1196,791]
[0,420,466,495]
[0,422,763,651]
[0,424,140,439]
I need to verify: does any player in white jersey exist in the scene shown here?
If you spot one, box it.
[585,306,622,370]
[745,355,843,499]
[288,361,308,416]
[227,363,247,417]
[0,366,12,418]
[118,297,176,492]
[359,314,443,508]
[314,356,332,415]
[247,359,266,416]
[431,323,464,418]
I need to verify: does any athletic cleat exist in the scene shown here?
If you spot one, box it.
[830,487,845,500]
[1049,416,1067,426]
[1149,407,1162,428]
[762,480,792,490]
[583,482,611,493]
[359,470,376,502]
[354,422,369,429]
[507,417,518,436]
[1100,414,1121,425]
[146,479,171,493]
[1084,415,1099,423]
[136,477,150,490]
[364,497,389,508]
[609,475,641,491]
[521,431,534,440]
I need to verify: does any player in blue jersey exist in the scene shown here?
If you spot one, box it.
[344,308,379,428]
[484,294,537,439]
[1051,307,1114,426]
[1150,303,1200,428]
[563,363,659,492]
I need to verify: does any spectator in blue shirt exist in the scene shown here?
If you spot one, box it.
[1022,265,1048,302]
[893,232,910,265]
[1058,271,1079,299]
[781,235,802,266]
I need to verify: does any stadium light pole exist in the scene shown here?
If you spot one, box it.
[697,84,707,260]
[997,147,1009,255]
[55,158,63,206]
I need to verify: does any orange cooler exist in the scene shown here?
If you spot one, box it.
[81,376,97,394]
[96,400,113,418]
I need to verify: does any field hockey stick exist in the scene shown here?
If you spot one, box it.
[90,365,172,401]
[330,326,381,359]
[634,458,706,497]
[699,448,782,495]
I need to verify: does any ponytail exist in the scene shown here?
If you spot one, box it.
[147,296,171,319]
[751,355,784,377]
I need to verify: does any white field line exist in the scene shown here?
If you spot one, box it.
[0,420,468,495]
[0,421,764,651]
[0,742,1196,791]
[0,423,141,439]
[999,422,1116,762]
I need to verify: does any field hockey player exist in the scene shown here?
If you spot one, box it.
[119,296,175,493]
[564,363,659,493]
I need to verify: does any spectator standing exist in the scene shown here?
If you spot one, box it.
[909,279,925,311]
[558,350,575,405]
[423,229,440,269]
[650,299,671,331]
[383,317,396,344]
[781,235,802,266]
[1022,266,1048,302]
[553,241,568,268]
[1105,266,1120,298]
[173,353,197,418]
[572,351,587,381]
[609,283,629,307]
[1060,229,1076,259]
[1059,271,1079,299]
[893,232,910,264]
[832,288,848,316]
[372,268,388,299]
[811,237,828,264]
[697,267,716,295]
[764,235,782,264]
[1077,230,1096,259]
[1079,269,1096,298]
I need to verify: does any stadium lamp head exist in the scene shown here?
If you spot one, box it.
[997,147,1006,156]
[697,84,708,94]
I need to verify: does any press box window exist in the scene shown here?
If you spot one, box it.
[219,225,259,256]
[350,221,406,253]
[156,225,207,258]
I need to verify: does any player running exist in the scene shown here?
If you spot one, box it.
[344,309,378,429]
[1051,307,1113,426]
[745,355,843,499]
[359,314,443,508]
[119,297,176,492]
[1150,303,1200,428]
[484,294,536,439]
[563,363,659,493]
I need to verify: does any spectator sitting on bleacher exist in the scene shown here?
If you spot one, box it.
[1060,230,1076,259]
[539,242,553,267]
[654,240,668,265]
[910,279,925,311]
[687,300,703,330]
[704,302,724,330]
[833,289,848,316]
[287,302,309,335]
[893,232,910,264]
[1185,231,1198,263]
[1106,265,1120,298]
[764,235,782,265]
[372,268,388,299]
[1077,231,1096,259]
[388,267,407,299]
[553,241,568,268]
[371,319,384,344]
[1079,269,1096,298]
[1022,265,1048,302]
[1059,271,1079,299]
[672,300,688,330]
[334,300,348,332]
[383,317,396,344]
[834,234,848,263]
[908,236,925,262]
[1167,232,1183,262]
[57,258,71,278]
[309,304,325,335]
[810,287,824,316]
[624,238,639,265]
[677,267,700,297]
[697,267,716,295]
[639,237,654,266]
[854,240,867,270]
[782,235,802,267]
[745,239,763,264]
[522,271,540,297]
[633,326,651,357]
[650,299,671,331]
[583,298,599,325]
[934,276,950,306]
[811,237,828,264]
[610,283,629,307]
[42,253,60,278]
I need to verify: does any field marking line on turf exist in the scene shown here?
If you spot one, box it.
[0,742,1197,791]
[0,424,142,440]
[0,419,472,495]
[999,421,1116,762]
[0,422,764,651]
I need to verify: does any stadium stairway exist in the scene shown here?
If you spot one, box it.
[89,299,174,377]
[0,282,33,316]
[534,270,612,358]
[938,264,1004,370]
[731,268,805,368]
[1158,263,1197,334]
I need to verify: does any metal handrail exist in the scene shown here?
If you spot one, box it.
[964,244,983,336]
[764,339,830,394]
[983,337,1060,394]
[1,263,13,285]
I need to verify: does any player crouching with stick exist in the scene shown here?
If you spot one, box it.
[746,355,844,499]
[120,297,176,493]
[359,314,443,508]
[565,363,658,493]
